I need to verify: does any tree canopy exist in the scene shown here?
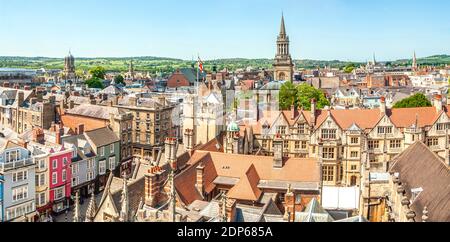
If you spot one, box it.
[279,83,330,110]
[114,74,125,85]
[85,77,104,89]
[89,66,106,80]
[343,63,356,73]
[393,93,432,109]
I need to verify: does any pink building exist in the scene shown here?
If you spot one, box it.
[48,146,72,214]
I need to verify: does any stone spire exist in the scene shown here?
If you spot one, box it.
[372,53,377,66]
[412,51,418,70]
[85,192,97,222]
[119,173,130,222]
[279,13,286,38]
[73,190,81,222]
[274,13,294,82]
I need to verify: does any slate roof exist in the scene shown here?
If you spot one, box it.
[85,127,120,147]
[66,104,125,120]
[389,141,450,222]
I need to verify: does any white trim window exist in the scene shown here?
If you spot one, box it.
[87,171,94,181]
[87,159,94,170]
[71,163,79,175]
[52,159,58,169]
[100,147,105,157]
[72,176,79,187]
[99,160,106,175]
[63,157,68,166]
[54,186,65,200]
[12,170,28,183]
[12,186,28,202]
[36,192,46,207]
[62,169,67,182]
[52,172,57,185]
[110,144,114,153]
[39,159,46,169]
[38,173,46,187]
[109,157,116,171]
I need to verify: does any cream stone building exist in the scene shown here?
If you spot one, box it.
[182,82,225,149]
[222,95,450,189]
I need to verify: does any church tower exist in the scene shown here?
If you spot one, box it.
[63,51,76,80]
[412,51,418,71]
[273,14,294,82]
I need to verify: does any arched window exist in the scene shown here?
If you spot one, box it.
[279,72,286,81]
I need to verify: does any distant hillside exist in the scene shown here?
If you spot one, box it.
[0,54,448,75]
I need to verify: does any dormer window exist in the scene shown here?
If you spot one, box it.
[377,126,393,134]
[321,129,337,140]
[410,187,423,203]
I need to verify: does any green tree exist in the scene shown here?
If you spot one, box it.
[279,82,298,110]
[85,77,104,89]
[279,83,330,110]
[296,84,330,110]
[343,63,356,73]
[89,66,106,80]
[114,74,125,85]
[393,93,432,109]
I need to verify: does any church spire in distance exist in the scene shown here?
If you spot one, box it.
[279,12,286,37]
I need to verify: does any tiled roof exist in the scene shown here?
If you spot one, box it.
[174,150,321,205]
[244,105,449,134]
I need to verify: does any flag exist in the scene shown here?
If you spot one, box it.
[198,57,204,73]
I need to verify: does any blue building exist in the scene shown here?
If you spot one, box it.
[0,140,36,222]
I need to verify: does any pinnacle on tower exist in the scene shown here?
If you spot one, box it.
[73,190,81,222]
[85,192,98,222]
[119,173,130,222]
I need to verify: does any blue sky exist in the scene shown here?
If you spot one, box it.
[1,0,449,61]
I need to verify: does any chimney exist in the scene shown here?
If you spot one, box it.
[195,163,205,196]
[78,124,85,135]
[112,96,119,106]
[69,100,75,109]
[56,123,64,145]
[256,93,260,121]
[273,134,284,168]
[32,128,45,144]
[310,99,317,128]
[433,94,443,112]
[283,186,295,222]
[17,91,24,107]
[233,133,240,154]
[48,95,55,104]
[184,129,194,152]
[129,97,138,106]
[291,104,298,120]
[18,139,29,150]
[380,96,387,115]
[144,167,165,208]
[225,198,237,222]
[165,137,178,171]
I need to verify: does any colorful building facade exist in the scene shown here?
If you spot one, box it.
[0,140,36,222]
